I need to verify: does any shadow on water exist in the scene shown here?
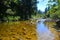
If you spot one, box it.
[36,19,54,40]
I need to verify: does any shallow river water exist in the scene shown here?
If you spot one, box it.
[36,19,55,40]
[0,19,60,40]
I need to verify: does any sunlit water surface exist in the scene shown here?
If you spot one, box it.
[36,19,54,40]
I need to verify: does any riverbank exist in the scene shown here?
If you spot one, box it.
[0,19,60,40]
[44,21,60,40]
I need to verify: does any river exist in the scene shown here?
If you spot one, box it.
[36,19,54,40]
[36,19,60,40]
[0,19,60,40]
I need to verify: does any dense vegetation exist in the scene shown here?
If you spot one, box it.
[44,0,60,28]
[45,0,60,20]
[0,0,60,21]
[0,0,38,21]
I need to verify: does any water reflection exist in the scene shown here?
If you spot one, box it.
[36,19,54,40]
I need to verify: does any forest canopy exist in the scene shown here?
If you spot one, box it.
[45,0,60,19]
[0,0,37,21]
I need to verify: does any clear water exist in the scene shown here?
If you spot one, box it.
[36,19,54,40]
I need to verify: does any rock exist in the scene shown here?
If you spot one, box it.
[56,21,60,24]
[26,37,31,40]
[22,28,26,31]
[56,20,60,27]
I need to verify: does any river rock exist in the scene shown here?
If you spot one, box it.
[56,20,60,27]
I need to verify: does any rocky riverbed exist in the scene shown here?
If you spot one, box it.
[0,21,37,40]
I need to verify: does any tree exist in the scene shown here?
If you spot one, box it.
[45,0,60,19]
[0,0,38,21]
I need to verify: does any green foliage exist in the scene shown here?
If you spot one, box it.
[0,0,37,21]
[32,14,40,19]
[3,16,20,21]
[45,0,60,19]
[6,9,16,14]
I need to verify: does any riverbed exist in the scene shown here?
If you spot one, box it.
[0,19,60,40]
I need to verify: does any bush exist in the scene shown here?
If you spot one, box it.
[3,16,20,21]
